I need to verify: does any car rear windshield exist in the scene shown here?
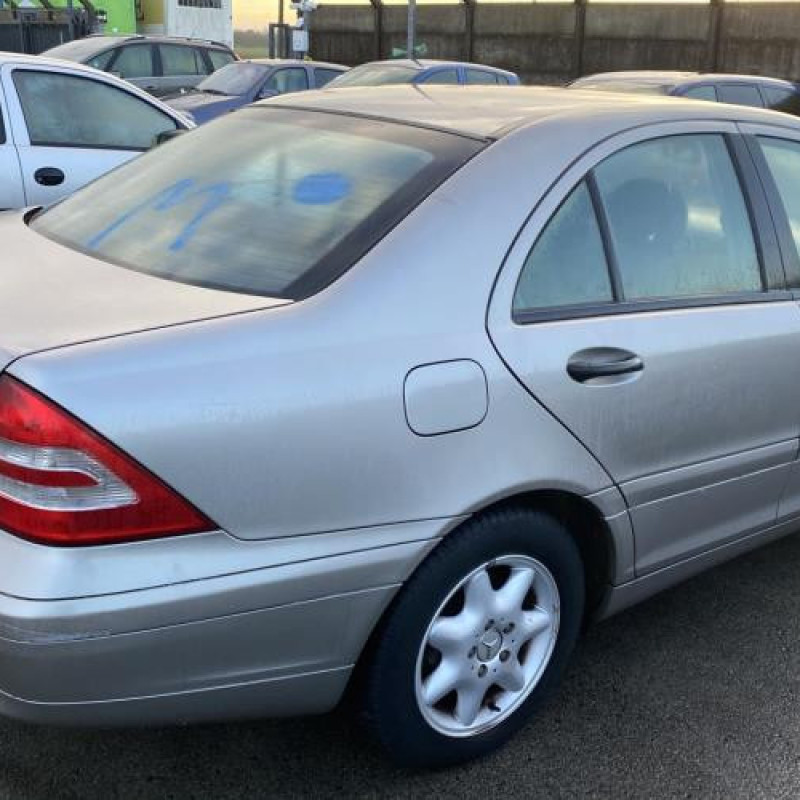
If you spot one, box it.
[197,62,268,96]
[32,107,483,299]
[573,80,671,95]
[44,38,122,62]
[328,65,418,87]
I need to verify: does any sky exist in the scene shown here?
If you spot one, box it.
[234,0,279,30]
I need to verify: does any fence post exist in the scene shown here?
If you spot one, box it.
[464,0,475,63]
[407,0,416,59]
[370,0,382,60]
[574,0,587,79]
[708,0,724,72]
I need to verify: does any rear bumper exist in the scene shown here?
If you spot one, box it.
[0,521,446,726]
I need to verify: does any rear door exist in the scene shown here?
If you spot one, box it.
[0,75,24,209]
[5,64,180,207]
[488,121,800,576]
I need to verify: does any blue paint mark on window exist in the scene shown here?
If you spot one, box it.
[292,172,351,206]
[86,178,232,253]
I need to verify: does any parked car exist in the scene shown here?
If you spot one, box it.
[43,34,237,96]
[572,71,800,115]
[3,85,800,768]
[0,53,192,210]
[166,59,348,124]
[326,59,519,88]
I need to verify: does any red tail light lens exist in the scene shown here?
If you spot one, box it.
[0,375,214,546]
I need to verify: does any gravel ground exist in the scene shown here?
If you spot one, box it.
[4,532,800,800]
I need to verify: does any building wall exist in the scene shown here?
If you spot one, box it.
[164,0,233,45]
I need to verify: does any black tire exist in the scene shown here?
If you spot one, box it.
[362,507,585,768]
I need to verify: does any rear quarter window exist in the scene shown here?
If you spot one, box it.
[32,108,483,300]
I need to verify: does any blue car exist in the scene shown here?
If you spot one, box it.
[571,71,800,116]
[166,59,348,124]
[326,59,519,88]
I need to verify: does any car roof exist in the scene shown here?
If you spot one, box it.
[577,71,797,89]
[246,58,348,70]
[0,51,121,70]
[355,59,516,76]
[59,34,232,50]
[264,84,800,139]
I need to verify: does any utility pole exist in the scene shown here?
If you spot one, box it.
[277,0,284,57]
[67,0,74,40]
[407,0,416,59]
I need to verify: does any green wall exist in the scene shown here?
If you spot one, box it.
[48,0,137,34]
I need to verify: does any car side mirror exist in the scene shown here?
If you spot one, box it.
[152,129,186,148]
[258,88,279,101]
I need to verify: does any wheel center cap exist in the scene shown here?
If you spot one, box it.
[477,628,504,662]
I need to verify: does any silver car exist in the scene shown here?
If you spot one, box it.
[2,86,800,767]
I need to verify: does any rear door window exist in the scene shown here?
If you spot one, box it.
[110,44,154,79]
[594,134,761,300]
[465,69,498,85]
[718,84,764,108]
[32,108,483,300]
[159,44,207,77]
[419,69,460,85]
[682,85,717,102]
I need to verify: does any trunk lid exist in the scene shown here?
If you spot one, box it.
[0,212,285,372]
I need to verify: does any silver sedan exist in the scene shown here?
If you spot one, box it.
[2,86,800,767]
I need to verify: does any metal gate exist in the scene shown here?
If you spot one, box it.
[0,7,94,55]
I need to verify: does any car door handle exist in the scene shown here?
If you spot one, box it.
[567,348,644,383]
[34,167,65,187]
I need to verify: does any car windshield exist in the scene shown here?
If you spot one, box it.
[197,62,269,96]
[32,108,483,300]
[44,37,124,62]
[573,80,671,95]
[328,64,418,88]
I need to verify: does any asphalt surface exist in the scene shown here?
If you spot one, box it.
[5,533,800,800]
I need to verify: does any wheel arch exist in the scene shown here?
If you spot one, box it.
[464,489,616,624]
[344,488,617,710]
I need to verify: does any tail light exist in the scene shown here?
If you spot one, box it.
[0,375,214,546]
